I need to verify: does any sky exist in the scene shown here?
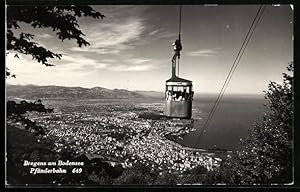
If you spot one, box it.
[6,5,293,94]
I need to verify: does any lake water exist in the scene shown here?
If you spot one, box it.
[76,95,267,151]
[179,94,266,150]
[41,94,267,151]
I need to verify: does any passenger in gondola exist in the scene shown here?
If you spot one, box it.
[167,91,172,100]
[177,90,183,101]
[172,92,177,100]
[185,92,189,101]
[190,91,194,100]
[175,91,179,101]
[183,88,187,101]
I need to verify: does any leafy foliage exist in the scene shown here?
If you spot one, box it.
[154,171,179,185]
[6,124,123,185]
[7,100,53,116]
[113,163,158,184]
[176,165,208,184]
[7,100,54,135]
[6,5,104,76]
[208,62,294,184]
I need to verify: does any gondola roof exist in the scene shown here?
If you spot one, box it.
[166,75,192,85]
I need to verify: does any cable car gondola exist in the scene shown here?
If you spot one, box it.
[164,6,194,119]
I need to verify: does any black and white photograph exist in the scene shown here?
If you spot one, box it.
[5,3,294,186]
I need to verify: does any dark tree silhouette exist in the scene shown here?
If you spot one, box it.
[6,5,105,77]
[113,163,157,184]
[238,62,294,184]
[206,62,294,184]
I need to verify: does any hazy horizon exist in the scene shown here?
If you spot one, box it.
[6,83,266,97]
[6,5,293,94]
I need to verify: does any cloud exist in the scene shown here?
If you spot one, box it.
[90,19,145,47]
[148,28,176,40]
[7,51,157,74]
[6,53,101,87]
[101,59,118,63]
[6,52,111,85]
[58,55,109,70]
[70,47,121,55]
[110,64,155,72]
[92,5,149,20]
[149,29,160,36]
[99,56,154,71]
[6,53,65,77]
[6,6,167,86]
[71,63,109,72]
[60,53,155,72]
[186,49,218,57]
[71,15,146,55]
[127,58,151,65]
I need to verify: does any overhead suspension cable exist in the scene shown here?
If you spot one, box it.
[179,5,182,37]
[193,5,266,148]
[177,5,182,76]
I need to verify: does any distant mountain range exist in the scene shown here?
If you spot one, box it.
[6,84,263,101]
[134,90,164,98]
[6,84,154,99]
